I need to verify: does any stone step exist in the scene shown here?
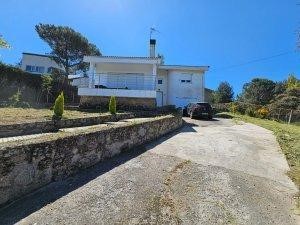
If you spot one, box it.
[0,133,53,144]
[0,118,151,144]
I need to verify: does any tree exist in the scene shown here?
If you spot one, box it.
[53,92,64,119]
[0,35,10,48]
[35,24,101,74]
[286,74,300,90]
[215,81,234,103]
[41,74,53,103]
[240,78,275,105]
[109,96,116,114]
[274,81,287,96]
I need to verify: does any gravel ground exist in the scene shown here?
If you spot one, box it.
[0,118,298,225]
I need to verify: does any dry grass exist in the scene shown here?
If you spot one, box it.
[0,107,106,125]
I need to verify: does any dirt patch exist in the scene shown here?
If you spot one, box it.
[147,160,191,224]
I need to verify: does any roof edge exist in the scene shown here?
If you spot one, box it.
[159,65,209,71]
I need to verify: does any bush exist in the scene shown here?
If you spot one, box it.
[109,96,116,114]
[229,102,238,114]
[53,92,64,119]
[245,107,256,117]
[257,107,269,119]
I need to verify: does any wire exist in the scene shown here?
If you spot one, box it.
[212,50,296,71]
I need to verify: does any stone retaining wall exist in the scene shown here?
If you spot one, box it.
[0,113,134,138]
[0,113,182,206]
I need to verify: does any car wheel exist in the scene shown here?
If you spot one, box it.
[208,115,213,120]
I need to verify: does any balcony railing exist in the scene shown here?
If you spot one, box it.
[72,73,157,90]
[93,73,156,90]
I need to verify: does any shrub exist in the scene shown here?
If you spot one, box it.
[9,90,22,105]
[109,96,116,114]
[257,107,269,119]
[245,107,256,117]
[53,92,64,119]
[229,102,238,114]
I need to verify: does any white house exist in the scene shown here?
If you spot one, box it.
[70,39,209,108]
[20,52,64,75]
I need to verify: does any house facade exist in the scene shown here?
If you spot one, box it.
[20,52,64,75]
[70,39,209,108]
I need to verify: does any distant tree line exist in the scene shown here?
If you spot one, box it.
[212,74,300,122]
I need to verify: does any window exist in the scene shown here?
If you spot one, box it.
[25,65,45,73]
[25,65,31,72]
[181,79,191,83]
[158,79,163,84]
[47,67,53,73]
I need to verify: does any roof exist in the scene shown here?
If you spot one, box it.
[22,52,53,58]
[89,55,160,60]
[159,65,209,71]
[84,55,162,64]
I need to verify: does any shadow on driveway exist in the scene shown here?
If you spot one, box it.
[0,125,187,225]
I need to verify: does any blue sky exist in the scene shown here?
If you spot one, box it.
[0,0,299,94]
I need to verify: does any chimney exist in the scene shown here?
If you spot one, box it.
[149,39,156,58]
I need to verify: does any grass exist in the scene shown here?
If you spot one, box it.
[219,112,300,211]
[0,107,107,125]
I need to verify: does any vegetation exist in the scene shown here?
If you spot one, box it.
[214,75,300,122]
[0,35,10,48]
[0,63,78,104]
[109,96,116,114]
[35,24,101,74]
[222,112,300,190]
[0,107,104,125]
[214,81,234,103]
[53,92,64,119]
[41,74,53,103]
[238,78,276,105]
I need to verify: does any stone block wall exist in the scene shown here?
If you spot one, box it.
[80,96,156,110]
[0,113,134,138]
[0,114,182,206]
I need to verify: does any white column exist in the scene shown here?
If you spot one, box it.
[152,64,157,90]
[88,63,95,88]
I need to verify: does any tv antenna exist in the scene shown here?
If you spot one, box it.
[150,27,160,39]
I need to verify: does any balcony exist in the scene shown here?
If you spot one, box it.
[77,73,157,98]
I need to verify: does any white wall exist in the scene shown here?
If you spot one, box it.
[78,88,156,98]
[21,54,64,74]
[166,70,204,107]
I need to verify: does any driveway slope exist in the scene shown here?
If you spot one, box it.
[0,118,298,225]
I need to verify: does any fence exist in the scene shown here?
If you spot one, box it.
[72,74,157,90]
[213,102,300,124]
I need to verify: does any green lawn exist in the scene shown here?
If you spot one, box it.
[219,113,300,191]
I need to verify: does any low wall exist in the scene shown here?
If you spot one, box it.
[0,113,134,138]
[80,96,156,110]
[0,114,182,206]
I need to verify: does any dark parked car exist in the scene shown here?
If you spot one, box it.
[184,102,213,119]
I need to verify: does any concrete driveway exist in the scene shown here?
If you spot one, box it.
[0,118,298,225]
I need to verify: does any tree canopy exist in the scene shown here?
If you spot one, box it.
[286,74,300,90]
[35,24,101,74]
[239,78,276,105]
[214,81,234,103]
[0,35,10,48]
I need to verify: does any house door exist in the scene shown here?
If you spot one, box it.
[156,91,163,107]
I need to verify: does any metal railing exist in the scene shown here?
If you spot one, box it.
[73,73,157,90]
